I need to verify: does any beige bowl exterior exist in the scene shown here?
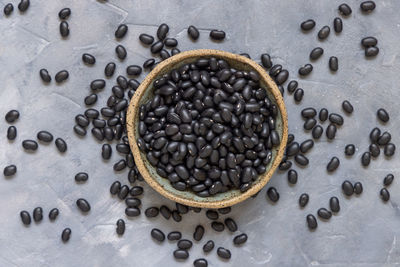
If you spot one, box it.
[126,49,288,208]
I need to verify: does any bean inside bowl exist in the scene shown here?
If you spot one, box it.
[127,49,288,208]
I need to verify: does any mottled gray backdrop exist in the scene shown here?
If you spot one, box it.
[0,0,399,266]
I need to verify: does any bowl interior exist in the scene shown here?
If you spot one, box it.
[127,49,287,208]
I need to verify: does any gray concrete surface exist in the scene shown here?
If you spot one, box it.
[0,0,399,266]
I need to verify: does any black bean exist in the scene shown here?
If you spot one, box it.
[48,208,59,221]
[59,21,69,37]
[55,70,69,83]
[22,140,38,151]
[116,219,125,235]
[345,144,355,156]
[113,159,127,171]
[310,47,324,60]
[58,7,71,19]
[306,214,317,230]
[369,143,380,157]
[171,48,180,55]
[377,108,389,123]
[217,247,231,259]
[377,131,391,146]
[295,154,309,166]
[126,65,142,76]
[90,79,106,90]
[61,228,71,242]
[318,26,330,40]
[383,174,394,186]
[3,164,16,176]
[144,207,159,218]
[218,207,231,214]
[37,130,53,143]
[194,258,208,267]
[233,233,248,245]
[353,182,363,195]
[300,139,313,153]
[55,138,67,152]
[92,119,106,128]
[130,186,143,196]
[342,180,354,196]
[125,197,141,207]
[151,228,165,242]
[104,62,116,77]
[338,3,352,16]
[318,208,332,220]
[188,25,200,40]
[75,115,89,127]
[275,70,289,85]
[17,0,29,12]
[151,41,164,54]
[167,231,182,241]
[164,38,178,47]
[361,36,378,48]
[156,23,169,40]
[326,124,337,140]
[172,210,182,222]
[33,207,43,222]
[75,172,88,182]
[361,152,371,166]
[329,197,340,213]
[319,108,328,122]
[224,218,237,232]
[206,210,219,220]
[81,53,96,66]
[329,56,338,71]
[5,110,19,123]
[178,239,193,249]
[193,225,204,241]
[203,240,215,252]
[267,187,279,202]
[370,127,381,143]
[115,45,127,60]
[84,94,97,105]
[300,19,316,31]
[143,58,156,69]
[380,188,390,202]
[312,125,323,139]
[286,142,300,157]
[384,143,396,157]
[287,80,298,93]
[279,160,292,171]
[115,24,128,39]
[261,53,272,69]
[139,33,154,45]
[360,1,376,12]
[76,198,91,212]
[365,47,379,57]
[299,193,309,208]
[74,125,86,136]
[327,157,340,172]
[39,69,51,83]
[125,207,140,217]
[341,100,353,114]
[298,64,313,76]
[174,249,189,259]
[304,118,316,130]
[210,30,226,40]
[333,17,343,33]
[4,3,13,15]
[20,210,31,225]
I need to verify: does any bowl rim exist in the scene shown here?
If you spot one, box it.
[126,49,288,208]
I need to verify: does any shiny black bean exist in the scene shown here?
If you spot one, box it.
[300,139,314,153]
[275,70,289,85]
[174,249,189,259]
[298,64,313,76]
[301,19,316,31]
[361,37,378,48]
[345,144,355,156]
[115,24,128,39]
[130,186,143,196]
[110,181,121,195]
[22,140,38,151]
[360,1,376,12]
[342,100,353,113]
[75,115,89,127]
[380,188,390,201]
[319,108,328,122]
[299,193,309,208]
[338,3,352,16]
[211,221,224,232]
[7,126,17,140]
[317,208,332,220]
[49,208,59,221]
[333,17,343,33]
[143,58,155,69]
[145,207,159,218]
[20,210,31,225]
[73,125,86,136]
[326,124,337,140]
[58,7,71,19]
[286,142,300,157]
[125,207,140,217]
[310,47,324,60]
[4,3,13,15]
[75,172,88,182]
[210,30,225,40]
[61,228,71,242]
[206,210,219,220]
[116,219,125,235]
[306,214,317,230]
[55,70,69,83]
[329,197,340,212]
[361,152,371,166]
[127,65,142,76]
[171,48,181,55]
[217,247,231,259]
[18,0,29,12]
[318,26,330,40]
[327,157,340,172]
[55,138,67,152]
[384,174,394,186]
[104,62,116,77]
[37,130,53,143]
[384,143,396,157]
[365,46,379,57]
[267,187,279,202]
[295,154,309,166]
[156,23,169,40]
[194,258,208,267]
[76,198,91,212]
[172,210,182,221]
[354,182,363,194]
[39,69,51,83]
[377,108,389,122]
[139,33,154,45]
[233,233,247,245]
[342,180,354,196]
[167,231,181,241]
[151,228,165,242]
[33,207,43,222]
[113,159,126,171]
[287,80,298,93]
[370,127,381,143]
[126,197,141,207]
[188,25,200,40]
[84,94,97,105]
[164,38,177,48]
[3,164,16,176]
[151,41,164,54]
[82,53,96,66]
[279,160,292,171]
[90,79,106,90]
[115,45,127,60]
[59,21,69,37]
[329,56,338,71]
[193,225,204,241]
[304,118,316,130]
[203,240,215,252]
[369,143,380,157]
[177,239,193,250]
[224,218,237,232]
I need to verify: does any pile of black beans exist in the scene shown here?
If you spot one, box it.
[137,57,281,196]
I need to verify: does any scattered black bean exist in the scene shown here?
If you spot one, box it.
[380,188,390,202]
[318,26,330,40]
[224,218,238,232]
[3,164,16,176]
[327,157,340,172]
[125,197,141,207]
[203,240,215,252]
[59,21,70,37]
[174,249,189,259]
[360,1,376,12]
[55,138,67,152]
[298,64,313,76]
[33,207,43,222]
[294,88,304,102]
[361,152,371,166]
[365,47,379,57]
[151,41,164,54]
[369,143,380,157]
[300,19,316,31]
[304,118,317,130]
[164,38,178,47]
[115,24,128,39]
[210,30,226,40]
[178,239,193,249]
[5,110,20,123]
[342,100,353,113]
[151,228,165,242]
[338,3,352,16]
[377,131,391,146]
[157,23,169,40]
[104,62,116,77]
[74,125,87,136]
[39,69,51,83]
[17,0,29,12]
[342,180,354,196]
[384,143,396,157]
[299,193,309,208]
[145,207,159,218]
[143,59,155,69]
[75,172,88,182]
[4,3,13,15]
[76,198,91,212]
[267,187,279,203]
[354,182,363,194]
[370,127,381,143]
[188,25,200,40]
[116,219,125,235]
[115,45,127,60]
[329,197,340,212]
[49,208,59,221]
[317,208,332,220]
[333,17,343,33]
[383,174,394,186]
[167,231,181,241]
[218,207,231,214]
[310,47,324,60]
[306,214,317,230]
[125,207,140,217]
[58,8,71,19]
[194,258,208,267]
[217,247,231,259]
[233,233,247,245]
[361,37,377,48]
[312,125,323,139]
[20,210,31,225]
[22,140,38,151]
[287,80,298,93]
[377,108,389,123]
[326,124,337,140]
[37,130,53,142]
[193,225,204,241]
[127,65,142,76]
[206,210,219,220]
[61,228,71,242]
[139,33,154,45]
[55,70,69,83]
[345,144,355,156]
[261,53,272,69]
[130,186,143,196]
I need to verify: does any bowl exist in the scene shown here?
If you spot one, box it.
[126,49,288,208]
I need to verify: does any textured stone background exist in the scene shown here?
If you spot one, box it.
[0,0,399,266]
